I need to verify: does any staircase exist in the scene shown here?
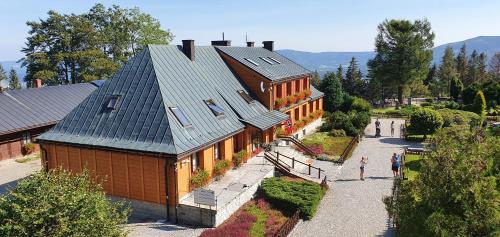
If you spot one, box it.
[277,136,318,158]
[264,151,326,184]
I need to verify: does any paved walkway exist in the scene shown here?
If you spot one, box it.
[0,158,41,195]
[291,118,421,237]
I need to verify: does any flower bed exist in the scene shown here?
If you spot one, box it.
[200,198,288,237]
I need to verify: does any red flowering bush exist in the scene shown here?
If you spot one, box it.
[200,211,256,237]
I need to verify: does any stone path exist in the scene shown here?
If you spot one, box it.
[291,118,421,237]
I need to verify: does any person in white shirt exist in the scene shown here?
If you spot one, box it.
[360,157,368,181]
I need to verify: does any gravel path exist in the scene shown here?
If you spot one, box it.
[291,118,418,237]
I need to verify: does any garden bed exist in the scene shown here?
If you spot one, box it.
[300,132,353,160]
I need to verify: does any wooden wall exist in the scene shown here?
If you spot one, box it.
[0,126,49,160]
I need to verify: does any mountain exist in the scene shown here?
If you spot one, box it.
[0,61,26,84]
[277,36,500,76]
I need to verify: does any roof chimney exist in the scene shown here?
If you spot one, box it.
[211,40,232,46]
[263,41,274,51]
[246,41,255,47]
[182,40,195,61]
[35,79,42,88]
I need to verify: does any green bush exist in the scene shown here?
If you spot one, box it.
[472,90,486,116]
[260,177,323,219]
[213,160,230,177]
[329,129,346,137]
[232,150,247,168]
[22,143,35,155]
[462,83,481,104]
[408,108,443,138]
[0,170,130,237]
[437,109,480,128]
[190,169,209,188]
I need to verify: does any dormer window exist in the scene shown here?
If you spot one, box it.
[260,57,274,65]
[244,58,259,66]
[205,99,225,116]
[170,107,192,127]
[238,90,254,103]
[268,57,281,64]
[107,95,121,110]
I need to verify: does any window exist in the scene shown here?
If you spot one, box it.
[244,58,259,66]
[316,100,320,110]
[191,153,199,173]
[303,79,308,90]
[214,142,221,160]
[276,84,283,99]
[260,57,274,65]
[294,108,299,121]
[22,131,31,144]
[268,57,281,64]
[205,99,225,116]
[302,105,307,117]
[295,80,300,92]
[107,95,121,110]
[286,82,292,96]
[170,107,192,127]
[238,90,254,103]
[310,101,314,113]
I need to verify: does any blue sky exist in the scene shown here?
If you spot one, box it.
[1,0,499,61]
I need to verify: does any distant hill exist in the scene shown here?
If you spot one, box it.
[278,36,500,76]
[0,61,26,85]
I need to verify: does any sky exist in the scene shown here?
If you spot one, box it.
[1,0,500,61]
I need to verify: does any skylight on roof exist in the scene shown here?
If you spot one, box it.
[244,58,259,66]
[107,95,121,110]
[268,57,281,64]
[238,90,254,103]
[205,99,225,116]
[170,107,192,127]
[260,57,274,65]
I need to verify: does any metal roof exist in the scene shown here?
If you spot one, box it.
[216,46,312,82]
[0,83,97,135]
[38,45,289,157]
[310,85,324,100]
[240,110,289,130]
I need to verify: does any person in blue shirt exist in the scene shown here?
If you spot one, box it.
[391,153,401,177]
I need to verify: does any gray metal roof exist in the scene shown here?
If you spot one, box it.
[38,45,288,157]
[310,85,324,100]
[216,46,312,82]
[240,110,288,130]
[0,83,97,135]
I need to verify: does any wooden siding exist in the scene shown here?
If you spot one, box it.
[0,125,49,160]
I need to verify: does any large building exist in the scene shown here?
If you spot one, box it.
[0,82,99,160]
[37,40,324,223]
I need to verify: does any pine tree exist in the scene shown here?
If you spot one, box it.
[438,47,457,97]
[311,71,321,88]
[8,69,21,89]
[477,52,488,83]
[336,65,344,82]
[490,52,500,80]
[320,72,344,112]
[467,50,479,84]
[450,76,463,101]
[0,64,7,88]
[455,44,468,84]
[344,57,364,97]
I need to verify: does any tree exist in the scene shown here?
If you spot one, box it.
[0,64,6,87]
[462,83,481,104]
[404,79,429,98]
[438,46,457,97]
[0,170,130,237]
[465,50,487,84]
[368,19,434,105]
[8,69,21,89]
[21,4,173,86]
[489,52,500,80]
[477,52,488,83]
[344,57,365,97]
[311,71,321,88]
[408,108,443,139]
[320,72,344,112]
[472,90,486,116]
[449,75,463,101]
[455,44,468,84]
[336,65,344,82]
[385,126,499,236]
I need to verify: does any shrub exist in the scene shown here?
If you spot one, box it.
[190,169,209,188]
[275,127,285,137]
[0,170,130,237]
[462,83,481,104]
[232,150,247,168]
[22,143,35,155]
[200,211,256,237]
[408,108,443,138]
[261,177,323,219]
[349,97,372,113]
[213,160,230,177]
[472,90,486,116]
[329,129,346,137]
[420,102,432,107]
[437,109,480,128]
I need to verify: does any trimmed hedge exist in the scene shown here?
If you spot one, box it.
[260,177,323,220]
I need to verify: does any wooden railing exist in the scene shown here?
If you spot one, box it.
[278,135,318,158]
[339,135,359,164]
[271,151,325,179]
[275,209,300,237]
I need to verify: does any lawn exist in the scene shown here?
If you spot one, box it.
[404,154,423,181]
[301,132,353,159]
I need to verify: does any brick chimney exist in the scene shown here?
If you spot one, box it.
[246,41,255,47]
[182,40,195,61]
[35,79,42,88]
[211,40,231,46]
[263,41,274,51]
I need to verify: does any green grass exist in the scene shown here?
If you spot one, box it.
[15,152,40,163]
[404,154,423,181]
[302,132,352,159]
[245,204,267,237]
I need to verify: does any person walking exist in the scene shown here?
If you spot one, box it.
[391,153,400,177]
[360,157,368,181]
[390,121,395,137]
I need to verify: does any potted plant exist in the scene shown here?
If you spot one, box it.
[190,169,209,188]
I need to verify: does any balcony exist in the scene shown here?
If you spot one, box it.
[274,89,311,111]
